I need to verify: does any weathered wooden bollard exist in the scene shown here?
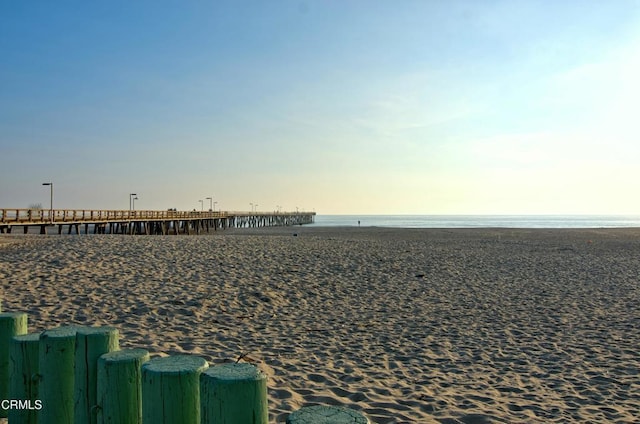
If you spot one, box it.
[96,348,149,424]
[286,405,370,424]
[74,326,119,424]
[38,326,77,424]
[142,355,209,424]
[8,332,40,424]
[200,363,268,424]
[0,312,28,418]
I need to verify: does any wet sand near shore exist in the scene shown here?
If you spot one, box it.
[1,227,639,423]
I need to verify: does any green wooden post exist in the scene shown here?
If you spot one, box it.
[74,326,119,424]
[286,405,370,424]
[96,349,149,424]
[0,312,28,418]
[200,363,268,424]
[8,333,40,424]
[141,355,209,424]
[38,326,78,424]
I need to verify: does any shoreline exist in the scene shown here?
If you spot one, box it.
[1,228,639,422]
[4,219,640,237]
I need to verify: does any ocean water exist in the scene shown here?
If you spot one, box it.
[311,215,640,229]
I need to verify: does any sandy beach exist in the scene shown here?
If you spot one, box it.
[1,227,639,423]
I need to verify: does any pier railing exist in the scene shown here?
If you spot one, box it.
[0,309,368,423]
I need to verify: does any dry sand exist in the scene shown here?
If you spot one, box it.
[1,227,639,423]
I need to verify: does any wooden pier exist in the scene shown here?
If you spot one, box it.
[0,209,315,235]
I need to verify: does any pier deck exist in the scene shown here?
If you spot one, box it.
[0,209,315,235]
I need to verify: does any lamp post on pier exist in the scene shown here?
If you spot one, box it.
[213,201,218,212]
[206,197,212,212]
[129,193,137,212]
[42,182,53,223]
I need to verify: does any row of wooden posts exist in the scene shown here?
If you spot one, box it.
[0,308,369,424]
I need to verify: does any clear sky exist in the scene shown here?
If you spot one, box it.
[1,1,639,214]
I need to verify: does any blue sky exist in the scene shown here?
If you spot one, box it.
[1,1,639,214]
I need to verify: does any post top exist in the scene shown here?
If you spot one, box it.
[201,362,267,382]
[100,348,150,363]
[286,405,370,424]
[0,312,27,319]
[76,326,119,336]
[40,326,78,339]
[12,332,40,342]
[142,354,209,374]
